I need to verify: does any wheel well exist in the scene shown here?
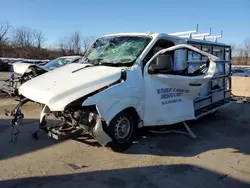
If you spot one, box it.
[103,107,140,138]
[120,107,140,124]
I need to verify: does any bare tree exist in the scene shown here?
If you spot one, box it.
[59,37,69,55]
[0,21,11,56]
[70,31,81,54]
[0,21,11,44]
[244,38,250,64]
[82,36,95,53]
[59,31,85,54]
[33,30,45,49]
[12,27,34,48]
[230,43,237,57]
[238,46,245,65]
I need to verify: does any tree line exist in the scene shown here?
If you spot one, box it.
[0,20,249,64]
[231,38,250,65]
[0,21,95,60]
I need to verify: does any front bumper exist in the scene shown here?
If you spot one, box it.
[40,106,112,146]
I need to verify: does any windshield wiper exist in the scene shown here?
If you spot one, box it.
[98,62,131,67]
[98,59,134,66]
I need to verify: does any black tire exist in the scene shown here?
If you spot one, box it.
[107,111,137,152]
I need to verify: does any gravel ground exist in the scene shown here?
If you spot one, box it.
[0,76,250,188]
[0,72,10,80]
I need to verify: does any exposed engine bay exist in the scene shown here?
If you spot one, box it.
[39,105,111,146]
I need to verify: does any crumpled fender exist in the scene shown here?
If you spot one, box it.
[98,96,141,124]
[82,68,144,124]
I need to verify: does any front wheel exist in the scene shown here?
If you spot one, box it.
[107,111,137,152]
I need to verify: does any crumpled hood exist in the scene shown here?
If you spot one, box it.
[19,63,122,111]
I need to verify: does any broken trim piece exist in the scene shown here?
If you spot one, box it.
[5,98,30,142]
[92,115,112,146]
[149,121,196,139]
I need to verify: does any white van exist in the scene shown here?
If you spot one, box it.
[11,32,232,152]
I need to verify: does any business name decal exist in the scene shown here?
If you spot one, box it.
[157,88,189,105]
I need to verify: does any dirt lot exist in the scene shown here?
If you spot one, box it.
[232,76,250,97]
[0,77,250,188]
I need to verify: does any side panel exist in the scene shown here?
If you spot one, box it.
[82,66,144,124]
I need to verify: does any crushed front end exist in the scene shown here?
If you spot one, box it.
[38,105,112,146]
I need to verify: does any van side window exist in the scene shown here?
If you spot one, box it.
[151,54,174,74]
[143,39,175,67]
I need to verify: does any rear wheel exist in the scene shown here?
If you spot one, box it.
[107,111,137,152]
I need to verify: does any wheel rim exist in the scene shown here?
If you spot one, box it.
[114,116,132,143]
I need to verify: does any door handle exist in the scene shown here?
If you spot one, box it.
[189,82,202,86]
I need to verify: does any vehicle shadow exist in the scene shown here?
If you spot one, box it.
[0,102,250,160]
[0,118,64,161]
[1,164,249,188]
[126,102,250,157]
[73,135,102,147]
[0,118,102,161]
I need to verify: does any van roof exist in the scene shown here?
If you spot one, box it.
[103,32,230,48]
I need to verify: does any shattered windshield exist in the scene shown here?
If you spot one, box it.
[82,36,151,66]
[42,57,74,71]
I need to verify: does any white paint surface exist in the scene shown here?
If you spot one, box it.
[19,63,122,111]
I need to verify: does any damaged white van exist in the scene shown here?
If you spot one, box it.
[11,31,232,151]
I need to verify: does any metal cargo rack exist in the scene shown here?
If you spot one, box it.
[168,24,224,42]
[187,44,232,111]
[169,24,232,112]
